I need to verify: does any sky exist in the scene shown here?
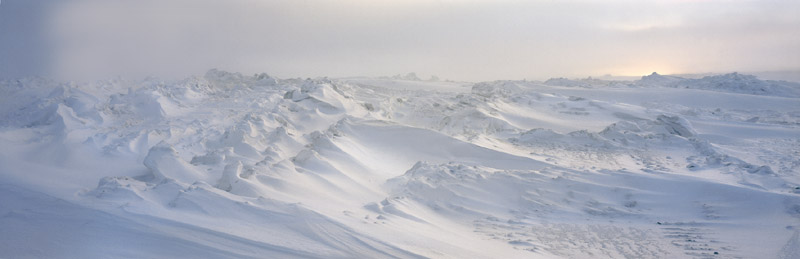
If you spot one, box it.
[0,0,798,81]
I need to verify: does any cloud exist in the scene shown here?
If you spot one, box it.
[1,0,798,81]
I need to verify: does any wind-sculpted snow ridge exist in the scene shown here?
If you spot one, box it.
[543,72,800,97]
[1,70,799,258]
[636,72,800,97]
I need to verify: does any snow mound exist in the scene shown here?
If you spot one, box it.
[687,72,800,97]
[385,161,641,220]
[544,77,592,88]
[471,81,523,98]
[637,72,686,86]
[1,69,798,258]
[636,72,800,97]
[390,72,422,81]
[144,141,207,184]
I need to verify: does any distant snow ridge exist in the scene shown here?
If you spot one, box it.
[1,69,798,259]
[471,81,523,98]
[390,72,422,81]
[542,72,800,97]
[544,77,592,88]
[689,72,800,96]
[635,72,800,97]
[637,72,685,86]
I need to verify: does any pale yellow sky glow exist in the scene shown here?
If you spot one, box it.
[0,0,798,81]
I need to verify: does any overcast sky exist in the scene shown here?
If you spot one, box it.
[1,0,798,81]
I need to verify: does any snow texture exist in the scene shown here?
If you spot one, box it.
[1,71,799,258]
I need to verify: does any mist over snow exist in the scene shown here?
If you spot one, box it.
[1,1,800,259]
[1,0,799,81]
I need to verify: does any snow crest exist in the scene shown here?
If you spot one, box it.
[1,71,798,258]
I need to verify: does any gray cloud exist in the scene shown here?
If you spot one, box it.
[1,0,798,81]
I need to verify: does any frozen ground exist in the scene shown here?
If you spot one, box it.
[1,71,799,258]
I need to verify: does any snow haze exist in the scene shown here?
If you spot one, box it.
[1,0,799,80]
[2,1,800,258]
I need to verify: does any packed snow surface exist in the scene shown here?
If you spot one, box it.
[1,71,799,258]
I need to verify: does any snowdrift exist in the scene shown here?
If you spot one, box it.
[1,71,799,258]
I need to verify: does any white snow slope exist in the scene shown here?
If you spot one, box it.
[1,71,799,258]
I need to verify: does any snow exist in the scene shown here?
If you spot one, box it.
[634,72,800,97]
[1,71,799,258]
